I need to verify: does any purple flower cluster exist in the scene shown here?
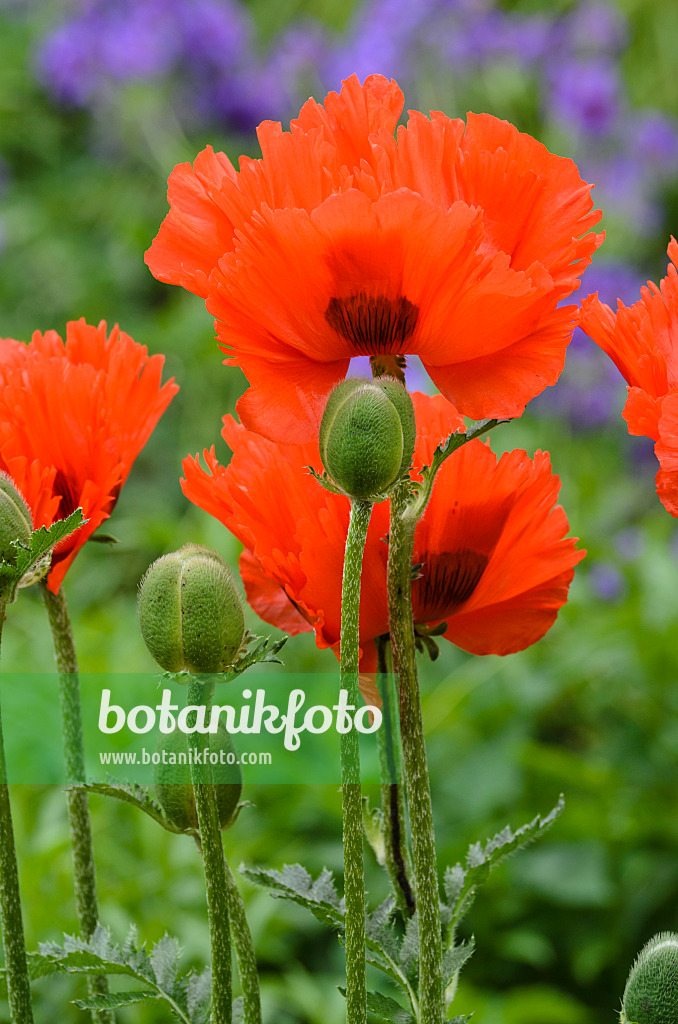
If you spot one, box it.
[324,0,678,239]
[532,262,642,429]
[35,0,326,128]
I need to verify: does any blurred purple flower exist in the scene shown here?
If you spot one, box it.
[565,1,627,54]
[613,527,644,562]
[533,262,642,429]
[588,562,626,602]
[547,58,621,137]
[634,111,678,176]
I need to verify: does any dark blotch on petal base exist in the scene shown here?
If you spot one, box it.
[325,293,419,355]
[414,549,489,621]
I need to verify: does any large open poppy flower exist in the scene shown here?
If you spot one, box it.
[0,319,179,591]
[182,392,584,686]
[148,74,603,443]
[579,239,678,515]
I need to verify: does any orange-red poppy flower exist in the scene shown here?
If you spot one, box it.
[148,75,603,444]
[579,238,678,515]
[0,319,179,591]
[181,392,584,686]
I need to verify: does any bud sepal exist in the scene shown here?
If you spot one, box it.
[318,377,415,500]
[621,932,678,1023]
[138,544,246,675]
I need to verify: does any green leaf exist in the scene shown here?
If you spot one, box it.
[36,925,208,1024]
[240,864,344,930]
[445,797,564,926]
[186,967,211,1023]
[88,532,119,545]
[224,632,288,677]
[0,508,86,598]
[74,780,197,836]
[74,990,159,1010]
[398,914,419,984]
[337,988,415,1024]
[442,939,475,987]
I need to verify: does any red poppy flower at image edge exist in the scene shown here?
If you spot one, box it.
[579,238,678,516]
[181,392,584,702]
[147,74,603,444]
[0,319,179,592]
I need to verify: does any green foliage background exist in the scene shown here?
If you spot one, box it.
[1,1,678,1021]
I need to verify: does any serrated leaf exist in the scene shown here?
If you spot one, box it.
[0,509,86,596]
[74,990,158,1010]
[187,967,211,1023]
[398,913,419,983]
[224,633,288,678]
[36,925,200,1024]
[445,797,564,926]
[75,780,196,836]
[151,935,181,991]
[442,939,475,987]
[240,864,344,930]
[338,988,415,1024]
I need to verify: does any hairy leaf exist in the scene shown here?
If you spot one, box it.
[75,780,196,836]
[36,925,209,1024]
[444,797,564,926]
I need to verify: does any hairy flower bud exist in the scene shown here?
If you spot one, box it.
[154,722,242,832]
[319,377,415,499]
[0,472,32,562]
[138,544,245,674]
[621,932,678,1023]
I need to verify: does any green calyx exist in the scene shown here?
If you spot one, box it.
[138,544,245,675]
[0,472,32,562]
[319,377,415,500]
[621,932,678,1023]
[154,722,243,832]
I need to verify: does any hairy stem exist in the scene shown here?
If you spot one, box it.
[222,857,261,1024]
[340,498,373,1024]
[40,583,112,1024]
[376,636,415,919]
[387,479,443,1024]
[0,597,35,1023]
[186,678,232,1024]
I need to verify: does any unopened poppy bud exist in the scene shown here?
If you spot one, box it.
[319,377,415,499]
[138,544,245,674]
[621,932,678,1023]
[154,722,242,831]
[0,472,32,562]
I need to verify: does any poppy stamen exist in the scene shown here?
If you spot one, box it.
[415,549,489,620]
[325,293,418,355]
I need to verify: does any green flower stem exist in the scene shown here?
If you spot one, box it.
[340,497,373,1024]
[222,856,261,1024]
[375,636,414,919]
[387,479,443,1024]
[40,583,112,1024]
[185,678,232,1024]
[0,596,35,1024]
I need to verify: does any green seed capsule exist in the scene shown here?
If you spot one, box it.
[621,932,678,1023]
[319,377,415,499]
[0,472,32,562]
[138,544,245,675]
[154,722,242,831]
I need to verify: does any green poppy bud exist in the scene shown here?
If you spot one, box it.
[0,472,32,562]
[621,932,678,1023]
[154,722,242,831]
[319,377,415,499]
[138,544,245,675]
